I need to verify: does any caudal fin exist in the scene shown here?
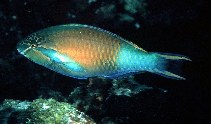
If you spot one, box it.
[150,52,191,80]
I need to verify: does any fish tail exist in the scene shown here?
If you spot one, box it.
[149,52,191,80]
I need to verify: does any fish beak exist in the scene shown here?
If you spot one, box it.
[16,42,31,55]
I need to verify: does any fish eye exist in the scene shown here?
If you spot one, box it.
[31,44,37,48]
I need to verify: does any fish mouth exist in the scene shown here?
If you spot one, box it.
[16,42,32,55]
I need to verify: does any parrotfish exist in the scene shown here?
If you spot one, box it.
[17,24,190,80]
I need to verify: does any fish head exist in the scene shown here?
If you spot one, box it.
[17,33,52,67]
[17,34,37,54]
[17,32,86,78]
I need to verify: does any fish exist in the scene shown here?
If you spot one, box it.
[17,24,190,80]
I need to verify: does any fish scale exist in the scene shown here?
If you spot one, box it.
[17,24,190,79]
[48,27,120,76]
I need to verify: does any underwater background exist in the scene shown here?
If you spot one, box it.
[0,0,210,123]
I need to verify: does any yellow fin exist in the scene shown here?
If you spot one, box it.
[149,52,190,80]
[158,54,191,61]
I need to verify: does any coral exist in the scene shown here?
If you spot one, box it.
[110,76,153,97]
[95,4,116,20]
[0,99,95,124]
[120,0,147,15]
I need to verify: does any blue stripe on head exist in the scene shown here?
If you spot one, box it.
[36,47,84,73]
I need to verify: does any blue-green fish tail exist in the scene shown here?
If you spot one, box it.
[149,52,191,80]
